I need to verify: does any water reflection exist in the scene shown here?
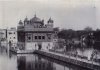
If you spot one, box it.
[17,54,55,70]
[17,54,91,70]
[0,51,17,70]
[0,43,95,70]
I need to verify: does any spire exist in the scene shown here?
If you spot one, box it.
[26,16,27,19]
[34,12,36,17]
[48,17,51,20]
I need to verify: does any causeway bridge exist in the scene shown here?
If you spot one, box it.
[34,50,100,70]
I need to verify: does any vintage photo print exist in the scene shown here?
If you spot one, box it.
[0,0,100,70]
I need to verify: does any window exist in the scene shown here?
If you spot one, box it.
[48,37,51,39]
[14,37,15,39]
[27,33,32,41]
[47,34,51,39]
[28,37,31,40]
[35,36,45,40]
[35,44,36,47]
[35,36,37,39]
[42,36,45,39]
[39,36,41,39]
[9,32,12,34]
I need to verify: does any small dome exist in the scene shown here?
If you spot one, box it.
[24,16,28,22]
[48,17,54,23]
[19,20,23,25]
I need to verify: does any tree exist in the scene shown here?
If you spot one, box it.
[96,28,100,31]
[84,26,93,32]
[57,29,77,39]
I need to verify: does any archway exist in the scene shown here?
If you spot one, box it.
[38,43,42,50]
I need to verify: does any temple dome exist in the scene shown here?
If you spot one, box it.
[30,14,42,23]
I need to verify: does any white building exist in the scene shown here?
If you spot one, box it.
[7,28,17,48]
[0,29,7,39]
[0,29,7,46]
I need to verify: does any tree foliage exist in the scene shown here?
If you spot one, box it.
[58,29,78,40]
[84,26,93,32]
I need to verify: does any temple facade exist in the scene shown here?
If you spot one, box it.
[17,15,55,50]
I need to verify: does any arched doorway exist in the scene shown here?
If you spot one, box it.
[38,43,42,50]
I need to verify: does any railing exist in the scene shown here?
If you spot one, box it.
[35,50,100,70]
[49,49,88,60]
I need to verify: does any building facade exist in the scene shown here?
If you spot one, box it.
[0,29,7,46]
[0,29,7,41]
[7,28,17,48]
[17,15,55,50]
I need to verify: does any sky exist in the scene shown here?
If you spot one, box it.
[0,0,100,30]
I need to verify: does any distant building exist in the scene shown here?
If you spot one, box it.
[7,27,17,48]
[0,29,7,41]
[0,29,7,46]
[17,15,55,50]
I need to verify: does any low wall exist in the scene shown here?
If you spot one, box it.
[34,50,100,70]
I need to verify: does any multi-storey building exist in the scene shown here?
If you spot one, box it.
[0,29,7,46]
[17,15,55,50]
[7,27,17,48]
